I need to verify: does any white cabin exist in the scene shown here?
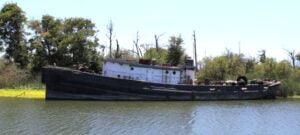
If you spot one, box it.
[102,59,195,85]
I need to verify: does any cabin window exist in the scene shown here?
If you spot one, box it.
[131,67,134,70]
[173,71,176,75]
[165,71,169,74]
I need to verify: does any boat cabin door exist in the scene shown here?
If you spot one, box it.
[162,70,171,84]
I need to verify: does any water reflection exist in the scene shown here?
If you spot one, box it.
[0,98,300,135]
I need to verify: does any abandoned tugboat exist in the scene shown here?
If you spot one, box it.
[42,58,280,100]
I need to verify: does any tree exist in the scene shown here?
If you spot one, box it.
[133,31,142,58]
[118,49,136,60]
[284,49,296,68]
[0,3,29,68]
[245,57,256,73]
[154,33,163,52]
[297,53,300,62]
[106,20,113,58]
[28,15,63,71]
[197,56,229,80]
[259,50,266,63]
[166,36,184,66]
[276,60,292,79]
[143,48,167,64]
[263,58,277,79]
[114,39,121,58]
[296,53,300,60]
[61,17,100,66]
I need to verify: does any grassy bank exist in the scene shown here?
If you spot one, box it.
[290,95,300,99]
[0,89,45,99]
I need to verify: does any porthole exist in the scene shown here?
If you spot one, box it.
[131,67,134,70]
[173,71,176,75]
[165,70,169,74]
[117,75,120,78]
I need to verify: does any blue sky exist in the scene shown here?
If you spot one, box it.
[1,0,299,61]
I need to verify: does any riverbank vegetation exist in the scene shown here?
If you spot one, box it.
[0,3,300,97]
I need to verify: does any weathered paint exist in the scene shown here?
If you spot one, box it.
[103,61,182,84]
[43,66,280,101]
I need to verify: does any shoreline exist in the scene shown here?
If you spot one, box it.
[0,89,45,99]
[0,89,299,100]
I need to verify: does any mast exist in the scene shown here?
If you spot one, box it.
[193,30,198,71]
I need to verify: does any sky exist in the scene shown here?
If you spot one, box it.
[1,0,300,61]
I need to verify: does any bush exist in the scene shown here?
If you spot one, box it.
[0,63,44,89]
[196,51,300,96]
[0,64,28,88]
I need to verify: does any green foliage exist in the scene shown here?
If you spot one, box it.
[28,16,101,72]
[108,49,136,60]
[197,51,247,80]
[0,62,44,89]
[0,59,5,69]
[276,60,292,79]
[259,50,266,63]
[0,3,299,95]
[166,36,184,66]
[198,56,229,80]
[245,58,256,73]
[224,52,246,79]
[28,15,63,71]
[280,69,300,96]
[246,59,292,80]
[197,50,300,96]
[60,17,99,66]
[296,53,300,61]
[262,58,277,79]
[0,3,29,68]
[143,48,167,64]
[0,63,28,88]
[197,51,294,81]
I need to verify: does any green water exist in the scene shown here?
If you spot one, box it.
[0,98,300,135]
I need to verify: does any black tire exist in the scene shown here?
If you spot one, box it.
[237,76,248,86]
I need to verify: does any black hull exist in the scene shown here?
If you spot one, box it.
[42,67,280,101]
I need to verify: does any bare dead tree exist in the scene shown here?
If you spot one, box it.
[100,45,105,57]
[138,47,143,57]
[106,20,114,58]
[284,49,296,68]
[193,30,198,71]
[133,31,141,58]
[154,33,163,52]
[115,39,120,58]
[140,43,150,53]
